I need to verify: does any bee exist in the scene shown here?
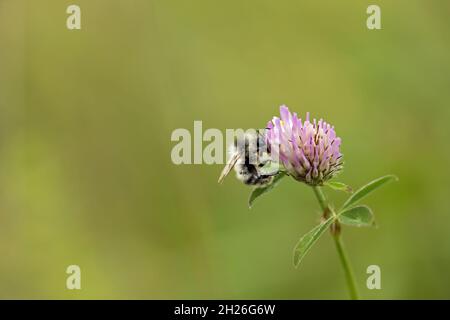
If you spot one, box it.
[218,130,279,187]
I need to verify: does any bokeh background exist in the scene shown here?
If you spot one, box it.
[1,0,450,299]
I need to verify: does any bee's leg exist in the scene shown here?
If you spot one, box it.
[260,170,280,178]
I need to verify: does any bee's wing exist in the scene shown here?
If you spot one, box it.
[218,153,240,184]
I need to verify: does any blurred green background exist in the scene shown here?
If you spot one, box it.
[1,0,450,299]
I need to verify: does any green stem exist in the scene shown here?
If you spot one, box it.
[312,186,328,213]
[312,186,359,300]
[332,231,359,300]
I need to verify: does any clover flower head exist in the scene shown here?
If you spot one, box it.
[266,105,343,185]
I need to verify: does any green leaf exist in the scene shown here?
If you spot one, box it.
[324,181,353,193]
[338,205,374,227]
[341,175,398,210]
[293,216,335,268]
[248,172,286,208]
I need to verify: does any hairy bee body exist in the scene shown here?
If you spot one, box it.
[218,130,277,187]
[228,144,273,187]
